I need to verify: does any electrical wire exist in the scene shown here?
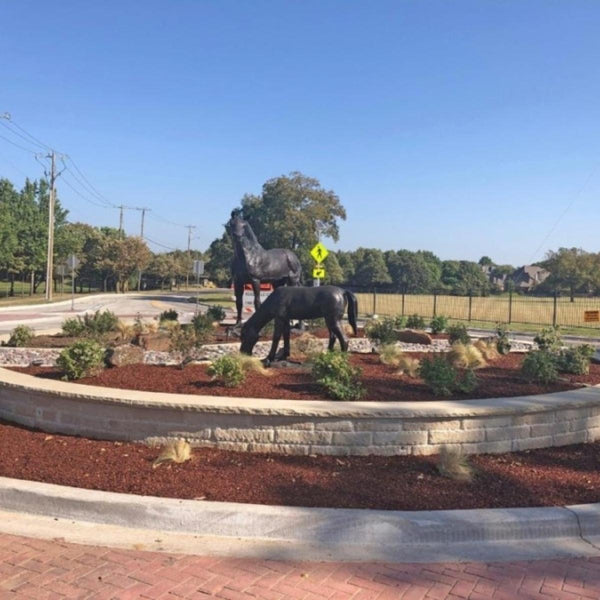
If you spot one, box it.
[145,236,179,251]
[63,156,116,208]
[147,210,189,228]
[0,132,38,154]
[4,117,53,151]
[60,174,116,209]
[0,120,49,151]
[62,163,115,208]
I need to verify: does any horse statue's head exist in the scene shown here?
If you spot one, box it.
[240,317,260,355]
[227,209,246,239]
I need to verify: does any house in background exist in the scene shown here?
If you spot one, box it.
[510,265,550,292]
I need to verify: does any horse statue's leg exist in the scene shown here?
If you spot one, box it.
[251,279,262,313]
[234,280,244,324]
[266,318,285,363]
[274,319,291,361]
[326,318,349,352]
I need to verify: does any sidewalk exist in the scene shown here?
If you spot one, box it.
[1,533,599,599]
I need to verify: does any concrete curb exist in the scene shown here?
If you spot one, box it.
[1,476,599,562]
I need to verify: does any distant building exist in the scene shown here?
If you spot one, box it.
[480,264,508,291]
[510,265,550,292]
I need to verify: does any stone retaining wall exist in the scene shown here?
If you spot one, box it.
[1,367,599,456]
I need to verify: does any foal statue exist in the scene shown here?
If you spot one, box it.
[227,210,302,323]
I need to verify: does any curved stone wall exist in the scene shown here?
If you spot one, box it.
[1,367,599,456]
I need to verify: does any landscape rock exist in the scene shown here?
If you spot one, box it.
[137,332,171,352]
[106,344,145,367]
[396,329,433,345]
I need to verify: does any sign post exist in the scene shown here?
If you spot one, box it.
[193,260,204,314]
[310,242,329,287]
[66,255,80,312]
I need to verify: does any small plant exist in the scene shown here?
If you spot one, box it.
[191,313,215,344]
[474,339,500,361]
[56,340,106,380]
[446,323,470,345]
[291,332,324,358]
[457,368,479,393]
[168,324,198,367]
[207,354,246,387]
[378,343,404,366]
[448,343,487,370]
[159,309,179,323]
[365,316,398,346]
[396,355,421,378]
[133,315,157,335]
[534,326,562,352]
[152,439,192,468]
[556,344,596,375]
[311,351,364,401]
[6,325,34,347]
[62,317,85,337]
[206,305,226,322]
[116,320,135,341]
[521,350,558,384]
[437,446,475,482]
[496,323,511,355]
[429,315,448,334]
[62,310,119,338]
[418,355,457,396]
[406,314,426,329]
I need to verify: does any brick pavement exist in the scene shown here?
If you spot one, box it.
[0,533,599,599]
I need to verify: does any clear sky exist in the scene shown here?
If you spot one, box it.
[1,0,599,266]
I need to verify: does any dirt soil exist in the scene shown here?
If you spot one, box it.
[1,418,599,510]
[13,353,600,402]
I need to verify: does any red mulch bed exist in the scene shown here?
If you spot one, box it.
[1,417,599,510]
[12,353,600,402]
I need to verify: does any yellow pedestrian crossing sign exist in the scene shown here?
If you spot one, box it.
[313,267,326,279]
[310,242,329,264]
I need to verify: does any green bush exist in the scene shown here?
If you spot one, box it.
[206,305,226,322]
[496,323,511,355]
[61,317,85,337]
[191,313,214,344]
[169,324,198,357]
[207,354,245,387]
[62,310,118,338]
[521,350,558,384]
[429,315,449,334]
[418,355,478,396]
[556,344,596,375]
[6,325,34,347]
[159,309,179,323]
[311,351,364,401]
[56,340,106,380]
[447,323,470,345]
[365,316,399,345]
[406,314,426,329]
[534,326,562,352]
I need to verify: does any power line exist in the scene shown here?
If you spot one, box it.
[60,174,114,209]
[4,116,53,151]
[145,236,179,251]
[63,156,116,208]
[0,120,48,151]
[0,131,38,154]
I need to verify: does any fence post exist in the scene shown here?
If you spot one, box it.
[508,290,512,324]
[468,290,473,322]
[372,288,377,316]
[553,291,558,327]
[401,290,405,316]
[433,291,437,317]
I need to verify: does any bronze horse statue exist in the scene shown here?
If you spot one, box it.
[240,285,358,363]
[227,210,302,323]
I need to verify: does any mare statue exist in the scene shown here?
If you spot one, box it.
[227,210,302,323]
[240,285,358,364]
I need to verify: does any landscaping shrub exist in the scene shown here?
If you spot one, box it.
[437,447,475,482]
[169,324,198,363]
[429,315,448,334]
[311,351,364,401]
[6,325,34,347]
[159,309,179,323]
[521,350,558,384]
[206,305,226,322]
[378,344,404,366]
[474,339,500,361]
[406,314,426,329]
[116,320,135,341]
[418,356,457,396]
[446,323,470,345]
[458,368,479,393]
[207,354,245,387]
[396,355,421,378]
[365,316,398,345]
[191,313,214,344]
[496,323,511,355]
[152,440,192,468]
[61,310,118,338]
[556,344,596,375]
[61,317,85,337]
[448,343,486,370]
[534,326,562,352]
[56,340,106,380]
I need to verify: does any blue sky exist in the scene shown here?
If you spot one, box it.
[1,0,599,265]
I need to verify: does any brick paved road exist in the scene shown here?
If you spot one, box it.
[1,533,599,599]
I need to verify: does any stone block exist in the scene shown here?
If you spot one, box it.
[213,428,274,443]
[212,441,249,452]
[429,429,485,444]
[403,419,461,431]
[372,431,428,445]
[409,444,439,456]
[249,443,309,455]
[462,416,512,430]
[275,430,332,445]
[331,431,372,446]
[513,412,555,426]
[460,440,513,455]
[530,421,569,438]
[553,431,588,446]
[396,329,432,345]
[314,420,355,432]
[309,445,352,456]
[485,425,530,442]
[512,436,553,452]
[587,427,600,442]
[556,408,591,422]
[355,419,404,432]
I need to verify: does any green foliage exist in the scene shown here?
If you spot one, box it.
[365,316,400,345]
[56,340,105,380]
[378,344,404,366]
[311,351,364,401]
[191,313,215,344]
[207,354,245,387]
[159,309,179,323]
[429,315,449,334]
[406,314,426,329]
[419,355,478,396]
[62,317,85,337]
[521,350,559,384]
[534,326,562,352]
[6,325,34,347]
[496,323,512,355]
[206,305,226,322]
[169,324,198,357]
[447,323,470,345]
[61,310,118,338]
[556,344,596,375]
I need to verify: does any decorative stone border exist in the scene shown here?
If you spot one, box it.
[2,367,600,456]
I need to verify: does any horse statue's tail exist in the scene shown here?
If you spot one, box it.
[344,290,358,336]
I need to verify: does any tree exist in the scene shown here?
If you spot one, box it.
[336,251,356,284]
[352,248,391,287]
[0,179,19,292]
[323,251,344,285]
[206,232,233,286]
[543,247,591,301]
[385,250,440,292]
[478,256,493,266]
[98,236,151,292]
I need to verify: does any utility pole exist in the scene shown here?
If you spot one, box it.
[186,225,196,290]
[136,207,150,291]
[44,151,64,301]
[118,205,124,235]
